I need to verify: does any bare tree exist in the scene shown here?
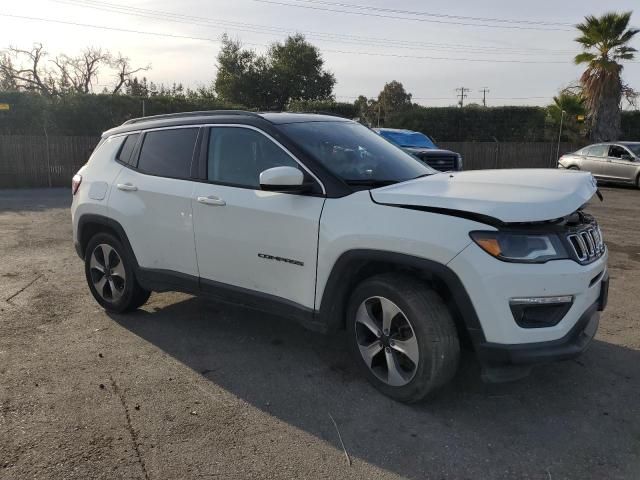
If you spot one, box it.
[0,44,56,95]
[110,53,150,95]
[52,48,110,94]
[0,43,150,96]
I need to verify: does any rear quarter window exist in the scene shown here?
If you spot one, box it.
[116,133,140,164]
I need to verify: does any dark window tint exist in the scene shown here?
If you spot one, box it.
[138,128,198,178]
[608,145,629,159]
[207,127,299,188]
[279,121,433,185]
[586,145,608,157]
[117,133,140,164]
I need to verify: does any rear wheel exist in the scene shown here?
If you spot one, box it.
[346,273,460,403]
[568,165,580,170]
[85,233,150,313]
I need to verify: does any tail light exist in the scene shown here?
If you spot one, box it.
[72,174,82,195]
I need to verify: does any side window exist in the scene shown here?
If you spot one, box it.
[137,128,199,179]
[116,133,140,164]
[207,127,300,188]
[587,145,608,157]
[608,145,628,159]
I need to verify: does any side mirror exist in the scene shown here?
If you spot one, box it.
[259,166,308,193]
[621,153,633,161]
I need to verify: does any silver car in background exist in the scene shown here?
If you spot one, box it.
[558,142,640,188]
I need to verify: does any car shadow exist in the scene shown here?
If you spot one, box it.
[110,295,640,478]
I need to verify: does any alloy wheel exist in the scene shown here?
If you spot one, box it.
[354,296,419,387]
[89,243,126,302]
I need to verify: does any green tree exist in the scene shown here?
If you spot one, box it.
[214,34,335,110]
[214,35,267,108]
[378,80,412,116]
[574,11,638,141]
[546,91,587,142]
[268,34,335,109]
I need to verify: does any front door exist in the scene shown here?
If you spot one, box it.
[606,145,638,182]
[192,126,325,311]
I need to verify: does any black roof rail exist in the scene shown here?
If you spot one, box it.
[122,110,262,126]
[288,110,352,120]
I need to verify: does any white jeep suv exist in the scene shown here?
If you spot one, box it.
[71,111,609,402]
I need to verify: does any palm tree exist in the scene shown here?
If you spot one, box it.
[574,12,638,141]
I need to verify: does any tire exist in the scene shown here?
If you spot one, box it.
[568,166,580,170]
[346,273,460,403]
[84,232,150,313]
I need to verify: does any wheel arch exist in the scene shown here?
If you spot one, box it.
[76,214,138,268]
[316,250,486,348]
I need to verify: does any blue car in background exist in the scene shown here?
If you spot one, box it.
[375,128,463,172]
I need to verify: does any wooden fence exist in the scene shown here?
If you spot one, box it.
[0,135,583,189]
[0,135,99,188]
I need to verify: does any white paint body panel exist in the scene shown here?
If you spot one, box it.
[315,191,482,304]
[192,183,324,309]
[71,136,125,242]
[371,169,597,222]
[109,169,199,276]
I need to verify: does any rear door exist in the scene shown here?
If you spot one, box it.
[109,127,201,278]
[191,125,325,311]
[582,144,608,177]
[605,144,637,182]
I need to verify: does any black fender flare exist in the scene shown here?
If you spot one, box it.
[315,249,486,346]
[76,214,139,269]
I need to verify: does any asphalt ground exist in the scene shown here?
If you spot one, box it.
[1,186,639,479]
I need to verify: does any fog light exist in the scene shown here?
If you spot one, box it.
[510,296,573,328]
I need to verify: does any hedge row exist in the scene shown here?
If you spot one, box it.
[0,92,241,136]
[1,92,638,141]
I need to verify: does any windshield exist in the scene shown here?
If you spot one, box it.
[279,121,435,185]
[379,130,437,149]
[624,144,640,156]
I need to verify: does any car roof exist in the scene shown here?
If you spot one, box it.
[103,110,351,137]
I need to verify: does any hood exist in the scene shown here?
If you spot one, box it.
[404,147,457,156]
[371,169,598,223]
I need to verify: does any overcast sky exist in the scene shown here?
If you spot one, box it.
[2,0,639,106]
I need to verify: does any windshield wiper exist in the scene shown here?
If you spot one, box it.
[343,179,399,187]
[411,173,435,180]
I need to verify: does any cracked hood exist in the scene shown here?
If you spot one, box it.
[371,169,598,223]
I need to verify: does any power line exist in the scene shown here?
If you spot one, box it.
[0,13,574,64]
[53,0,579,56]
[247,0,573,31]
[265,0,574,27]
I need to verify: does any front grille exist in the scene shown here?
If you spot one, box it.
[419,155,456,172]
[567,225,605,263]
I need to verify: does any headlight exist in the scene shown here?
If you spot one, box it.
[470,231,568,263]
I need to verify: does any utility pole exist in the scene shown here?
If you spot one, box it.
[479,87,490,107]
[556,110,566,164]
[456,87,469,108]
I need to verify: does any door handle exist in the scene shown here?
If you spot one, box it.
[197,195,226,206]
[117,183,138,191]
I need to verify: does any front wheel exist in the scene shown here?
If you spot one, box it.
[84,233,150,313]
[346,273,460,403]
